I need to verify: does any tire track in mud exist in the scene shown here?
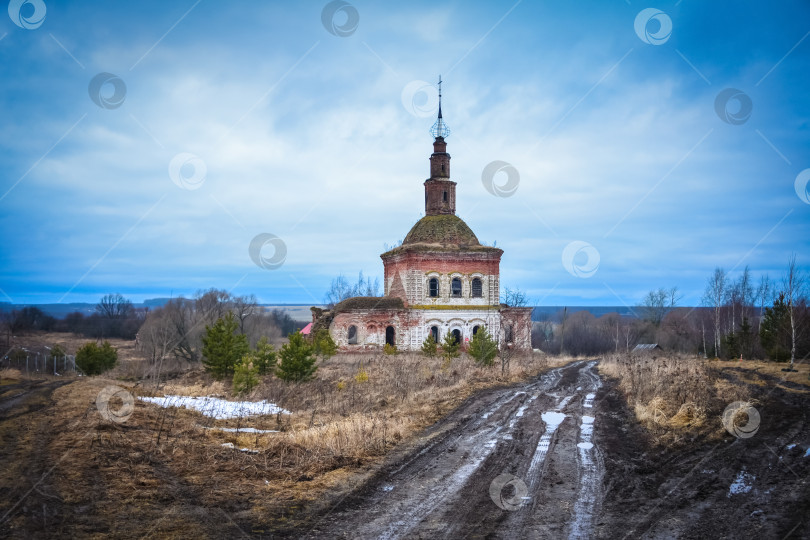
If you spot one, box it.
[305,361,605,539]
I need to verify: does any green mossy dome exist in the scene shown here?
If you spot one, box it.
[402,214,480,247]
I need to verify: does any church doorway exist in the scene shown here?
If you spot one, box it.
[451,328,461,345]
[385,326,395,347]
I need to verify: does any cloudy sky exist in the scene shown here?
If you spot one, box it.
[1,0,808,307]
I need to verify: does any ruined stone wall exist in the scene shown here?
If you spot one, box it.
[499,307,534,351]
[329,309,416,351]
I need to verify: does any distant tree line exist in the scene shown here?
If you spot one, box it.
[0,294,146,340]
[533,257,808,363]
[0,291,301,356]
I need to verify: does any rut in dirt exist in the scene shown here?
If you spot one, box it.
[303,361,604,539]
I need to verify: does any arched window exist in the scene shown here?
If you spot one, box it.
[429,277,439,298]
[347,325,357,345]
[472,325,481,336]
[471,277,483,298]
[451,329,461,345]
[385,326,395,346]
[504,325,514,343]
[430,326,439,343]
[451,277,462,297]
[443,191,448,202]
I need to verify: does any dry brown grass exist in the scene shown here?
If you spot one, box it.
[32,351,565,524]
[131,351,560,477]
[708,358,810,392]
[0,368,23,382]
[598,353,750,445]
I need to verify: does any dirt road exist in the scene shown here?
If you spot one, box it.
[303,361,604,539]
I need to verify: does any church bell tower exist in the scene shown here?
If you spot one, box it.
[424,76,456,216]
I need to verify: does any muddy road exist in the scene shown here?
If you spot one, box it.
[303,361,603,539]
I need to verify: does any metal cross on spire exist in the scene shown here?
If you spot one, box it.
[430,75,451,139]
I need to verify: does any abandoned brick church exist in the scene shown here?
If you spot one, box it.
[311,85,532,352]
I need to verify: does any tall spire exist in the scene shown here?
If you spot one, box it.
[430,75,451,139]
[425,76,455,215]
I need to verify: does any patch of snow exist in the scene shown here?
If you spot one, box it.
[805,448,810,458]
[139,395,289,419]
[786,443,797,450]
[581,415,595,424]
[220,442,259,454]
[583,393,596,408]
[577,442,594,450]
[198,425,279,434]
[382,484,394,492]
[728,470,755,496]
[542,411,567,429]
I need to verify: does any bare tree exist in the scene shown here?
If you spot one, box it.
[501,287,529,307]
[164,298,199,363]
[640,286,681,328]
[96,293,134,319]
[737,266,754,327]
[137,307,177,389]
[232,294,259,334]
[756,274,773,334]
[324,271,381,308]
[195,289,232,327]
[703,268,726,356]
[783,255,805,370]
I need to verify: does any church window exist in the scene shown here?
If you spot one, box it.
[451,277,462,297]
[471,278,483,298]
[385,326,395,346]
[443,191,447,202]
[430,326,439,342]
[429,277,439,297]
[347,325,357,345]
[451,329,461,345]
[473,325,480,336]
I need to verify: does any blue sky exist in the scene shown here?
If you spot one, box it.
[0,0,808,307]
